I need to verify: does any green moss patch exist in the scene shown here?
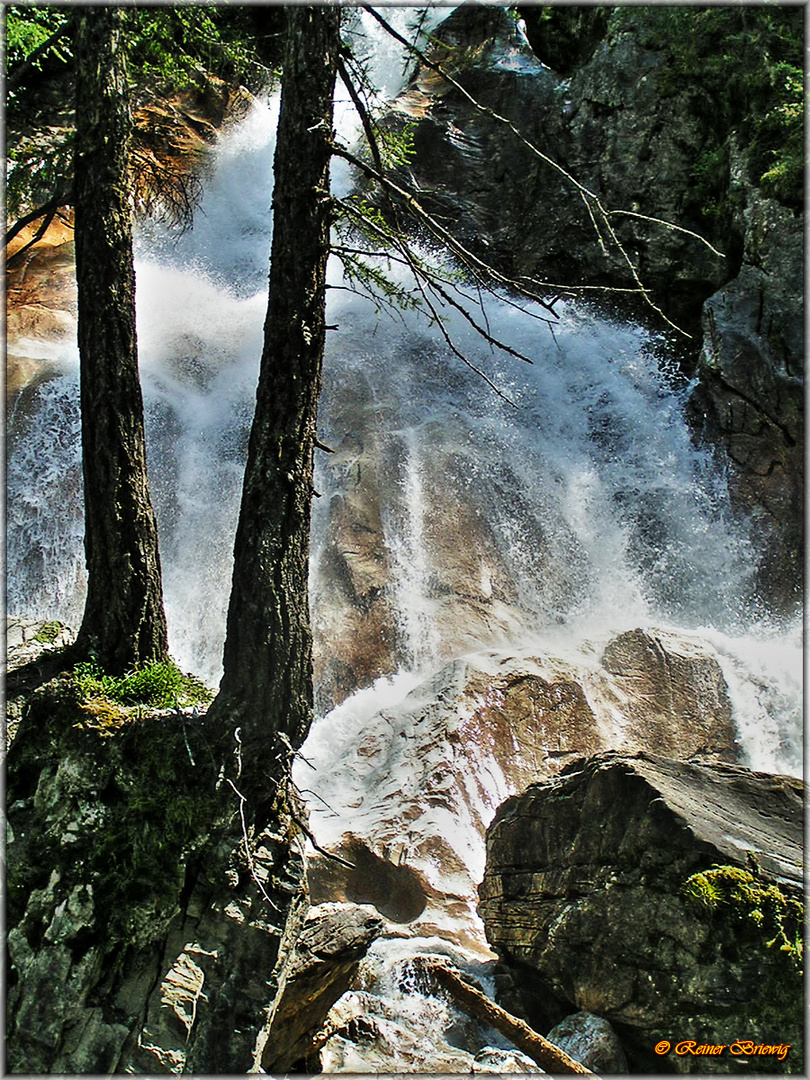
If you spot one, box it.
[34,620,66,644]
[683,864,803,973]
[72,658,214,711]
[682,863,804,1071]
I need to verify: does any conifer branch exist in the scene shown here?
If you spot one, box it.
[335,196,536,379]
[331,142,557,315]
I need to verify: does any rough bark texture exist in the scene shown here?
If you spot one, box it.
[73,8,168,672]
[208,6,341,823]
[6,17,347,1071]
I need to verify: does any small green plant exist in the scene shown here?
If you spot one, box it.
[34,620,64,644]
[72,658,214,711]
[613,6,803,209]
[683,863,804,974]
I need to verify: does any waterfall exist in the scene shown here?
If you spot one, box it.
[6,12,802,1067]
[7,1,800,812]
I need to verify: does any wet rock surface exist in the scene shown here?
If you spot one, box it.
[479,751,803,1072]
[384,7,729,327]
[300,628,737,954]
[5,9,802,1073]
[689,180,803,609]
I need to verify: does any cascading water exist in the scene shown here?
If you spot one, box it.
[7,8,802,1070]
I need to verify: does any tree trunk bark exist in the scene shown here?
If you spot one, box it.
[208,7,341,824]
[73,8,168,674]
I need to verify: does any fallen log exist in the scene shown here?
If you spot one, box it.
[417,957,594,1075]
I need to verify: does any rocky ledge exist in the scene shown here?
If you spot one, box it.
[479,752,803,1073]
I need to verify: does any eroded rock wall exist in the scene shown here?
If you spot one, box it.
[5,678,309,1073]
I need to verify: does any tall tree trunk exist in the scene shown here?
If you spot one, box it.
[208,6,341,824]
[73,7,168,673]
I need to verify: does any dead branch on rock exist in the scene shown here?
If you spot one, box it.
[5,190,72,254]
[416,957,594,1075]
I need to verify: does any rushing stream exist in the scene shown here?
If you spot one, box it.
[6,10,802,1070]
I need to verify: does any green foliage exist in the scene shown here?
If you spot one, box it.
[690,146,729,223]
[378,122,417,172]
[682,862,804,1069]
[618,6,803,209]
[6,128,74,221]
[72,658,214,711]
[5,6,72,75]
[6,6,279,222]
[125,7,274,96]
[683,863,804,974]
[333,196,424,317]
[34,620,64,644]
[756,64,804,205]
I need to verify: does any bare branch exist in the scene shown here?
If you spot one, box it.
[608,209,726,258]
[362,5,721,336]
[418,268,535,365]
[5,189,72,251]
[225,777,284,913]
[407,265,518,406]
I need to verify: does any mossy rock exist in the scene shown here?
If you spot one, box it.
[6,677,228,950]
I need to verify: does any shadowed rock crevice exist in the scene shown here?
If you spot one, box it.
[307,838,428,924]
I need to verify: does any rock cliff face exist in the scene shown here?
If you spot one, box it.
[5,671,309,1073]
[688,174,803,610]
[479,752,803,1073]
[383,7,729,327]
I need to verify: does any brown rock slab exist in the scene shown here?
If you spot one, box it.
[257,902,384,1073]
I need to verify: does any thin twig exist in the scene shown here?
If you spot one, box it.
[289,809,357,869]
[608,209,726,258]
[225,778,284,912]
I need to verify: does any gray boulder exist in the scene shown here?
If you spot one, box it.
[547,1011,629,1074]
[479,752,803,1072]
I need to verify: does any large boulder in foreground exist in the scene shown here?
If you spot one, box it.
[479,752,803,1073]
